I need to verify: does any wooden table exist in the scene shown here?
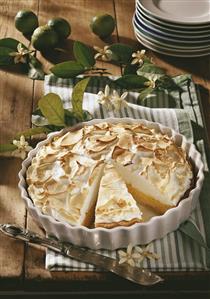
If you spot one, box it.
[0,0,210,297]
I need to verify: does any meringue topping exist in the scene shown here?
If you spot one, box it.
[27,121,193,227]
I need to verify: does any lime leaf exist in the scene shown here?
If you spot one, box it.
[50,60,85,78]
[64,109,76,126]
[16,127,50,139]
[72,77,90,120]
[179,219,210,251]
[156,75,181,91]
[0,38,22,50]
[0,47,15,65]
[137,63,165,75]
[0,143,17,153]
[109,43,133,64]
[28,55,45,80]
[115,74,148,89]
[123,64,138,75]
[73,41,95,68]
[38,93,65,126]
[137,86,154,103]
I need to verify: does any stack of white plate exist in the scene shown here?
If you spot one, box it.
[133,0,210,57]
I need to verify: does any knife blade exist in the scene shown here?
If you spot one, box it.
[0,223,163,286]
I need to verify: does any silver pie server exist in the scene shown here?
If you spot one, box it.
[0,223,164,286]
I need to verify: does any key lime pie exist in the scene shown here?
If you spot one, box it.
[26,121,193,229]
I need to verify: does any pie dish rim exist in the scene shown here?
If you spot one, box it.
[18,117,204,249]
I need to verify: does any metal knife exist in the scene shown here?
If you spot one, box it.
[0,223,163,286]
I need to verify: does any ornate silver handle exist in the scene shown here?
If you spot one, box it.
[0,224,164,286]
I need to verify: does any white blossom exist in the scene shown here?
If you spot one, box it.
[118,243,159,267]
[111,90,128,110]
[94,45,113,61]
[97,84,112,109]
[144,73,160,89]
[134,244,159,263]
[118,244,141,267]
[9,43,32,64]
[97,85,128,111]
[144,79,156,89]
[131,49,146,66]
[11,135,33,159]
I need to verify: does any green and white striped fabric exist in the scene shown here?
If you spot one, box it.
[44,74,210,272]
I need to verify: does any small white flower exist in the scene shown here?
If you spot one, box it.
[11,135,33,159]
[97,85,128,111]
[9,43,32,64]
[97,84,112,109]
[144,80,156,89]
[111,90,128,110]
[118,244,142,267]
[94,45,113,61]
[135,244,159,263]
[144,74,159,89]
[118,243,159,267]
[131,49,146,66]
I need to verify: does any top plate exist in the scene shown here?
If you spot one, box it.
[138,0,210,25]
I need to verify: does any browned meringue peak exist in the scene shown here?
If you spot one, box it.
[155,144,186,165]
[27,162,54,184]
[112,146,134,165]
[43,178,69,195]
[28,184,46,201]
[96,133,117,143]
[52,128,84,147]
[131,124,154,135]
[117,133,133,150]
[94,122,110,130]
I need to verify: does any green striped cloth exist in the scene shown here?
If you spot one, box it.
[44,74,210,272]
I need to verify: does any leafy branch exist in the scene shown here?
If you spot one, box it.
[0,78,92,155]
[0,37,45,80]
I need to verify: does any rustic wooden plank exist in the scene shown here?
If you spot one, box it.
[25,0,121,281]
[0,0,38,281]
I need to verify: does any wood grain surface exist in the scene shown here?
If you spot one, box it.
[0,0,209,295]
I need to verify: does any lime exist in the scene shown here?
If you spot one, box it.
[15,10,38,35]
[48,18,71,39]
[31,25,59,51]
[90,14,115,38]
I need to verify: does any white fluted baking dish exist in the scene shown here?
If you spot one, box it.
[18,118,204,250]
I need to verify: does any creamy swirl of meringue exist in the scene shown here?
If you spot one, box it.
[26,122,193,227]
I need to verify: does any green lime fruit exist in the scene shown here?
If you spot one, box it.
[48,17,71,39]
[15,10,38,35]
[31,25,59,51]
[90,14,115,38]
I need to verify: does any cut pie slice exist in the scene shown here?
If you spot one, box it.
[94,164,143,228]
[114,145,193,214]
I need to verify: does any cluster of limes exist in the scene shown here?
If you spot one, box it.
[15,10,115,52]
[15,10,71,52]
